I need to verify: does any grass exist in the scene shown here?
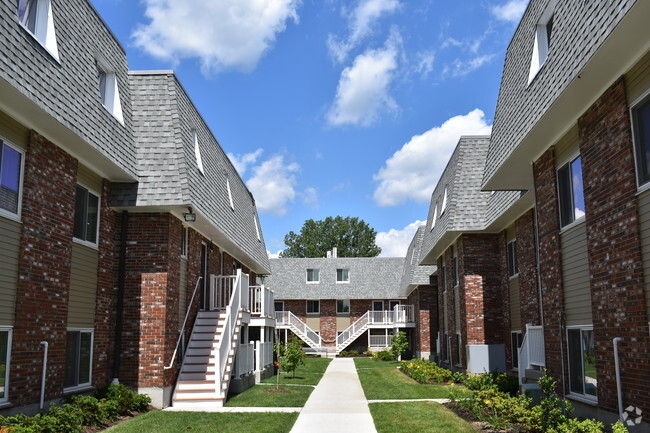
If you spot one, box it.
[261,357,332,386]
[353,358,401,369]
[105,411,298,433]
[226,384,314,407]
[370,402,476,433]
[354,358,470,400]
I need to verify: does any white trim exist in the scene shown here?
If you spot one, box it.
[73,182,101,247]
[336,299,350,315]
[372,300,384,311]
[0,326,13,404]
[17,0,60,62]
[306,300,320,315]
[63,328,94,392]
[193,131,204,175]
[95,58,124,125]
[557,154,585,229]
[565,325,598,403]
[630,90,650,188]
[306,268,320,284]
[558,215,586,235]
[0,139,26,221]
[226,177,234,209]
[430,200,439,231]
[254,215,260,241]
[336,268,350,283]
[527,1,556,85]
[441,185,448,214]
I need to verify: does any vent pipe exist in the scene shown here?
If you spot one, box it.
[332,247,337,258]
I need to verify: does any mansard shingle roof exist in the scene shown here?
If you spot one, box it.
[400,226,436,296]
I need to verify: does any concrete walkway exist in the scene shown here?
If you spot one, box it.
[290,358,377,433]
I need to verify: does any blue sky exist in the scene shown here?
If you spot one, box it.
[90,0,528,257]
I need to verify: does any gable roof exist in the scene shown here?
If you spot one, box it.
[268,257,406,300]
[400,226,437,296]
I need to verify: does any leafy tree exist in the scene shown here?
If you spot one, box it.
[280,216,382,258]
[391,331,408,361]
[280,336,305,378]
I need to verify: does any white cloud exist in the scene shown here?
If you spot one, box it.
[327,32,400,127]
[373,109,492,206]
[415,51,435,79]
[376,220,425,257]
[302,187,320,208]
[268,250,283,259]
[132,0,300,75]
[327,0,401,63]
[227,148,263,176]
[491,0,528,23]
[443,54,496,77]
[245,155,299,216]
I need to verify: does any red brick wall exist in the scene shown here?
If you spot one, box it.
[283,300,306,322]
[578,77,650,413]
[351,299,373,322]
[10,131,77,405]
[407,285,436,356]
[498,230,514,370]
[320,300,336,345]
[516,209,540,328]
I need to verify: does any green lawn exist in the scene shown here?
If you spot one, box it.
[226,384,313,407]
[105,411,298,433]
[370,402,476,433]
[353,358,401,369]
[261,357,332,386]
[354,359,469,400]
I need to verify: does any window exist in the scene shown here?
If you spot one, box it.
[193,131,204,175]
[441,185,448,214]
[372,300,384,311]
[511,331,523,369]
[306,300,320,314]
[17,0,59,60]
[226,177,234,209]
[96,61,124,124]
[557,156,585,228]
[73,185,100,245]
[452,256,459,287]
[388,300,400,310]
[632,94,650,186]
[64,329,93,390]
[336,268,349,283]
[180,226,188,258]
[254,215,260,241]
[507,240,519,277]
[455,333,462,366]
[528,1,555,84]
[430,200,439,231]
[336,299,350,314]
[567,327,597,400]
[0,327,11,403]
[0,141,23,217]
[306,268,319,283]
[441,264,447,292]
[274,301,284,312]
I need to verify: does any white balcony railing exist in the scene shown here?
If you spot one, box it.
[236,342,255,377]
[255,341,274,371]
[518,323,545,385]
[369,334,393,347]
[249,285,275,318]
[211,275,235,310]
[369,310,393,324]
[394,305,414,323]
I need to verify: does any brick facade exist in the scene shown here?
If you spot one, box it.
[319,300,337,345]
[407,285,437,357]
[516,209,540,328]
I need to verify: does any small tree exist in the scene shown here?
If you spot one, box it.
[281,336,305,377]
[391,331,408,361]
[273,329,284,390]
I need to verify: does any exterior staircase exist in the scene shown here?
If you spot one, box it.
[336,312,370,354]
[275,311,323,351]
[336,306,415,354]
[172,270,248,408]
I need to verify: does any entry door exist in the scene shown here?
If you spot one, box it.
[372,300,384,311]
[200,243,207,309]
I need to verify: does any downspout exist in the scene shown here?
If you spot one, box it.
[39,341,48,410]
[613,337,624,422]
[112,211,128,383]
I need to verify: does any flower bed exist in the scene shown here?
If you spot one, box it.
[400,358,452,384]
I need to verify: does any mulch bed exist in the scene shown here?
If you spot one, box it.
[444,402,529,433]
[85,412,141,433]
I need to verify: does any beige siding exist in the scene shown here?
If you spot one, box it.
[637,189,650,317]
[179,258,188,324]
[68,242,98,328]
[336,316,351,331]
[306,317,319,331]
[454,287,461,332]
[0,218,21,326]
[626,50,650,105]
[509,277,521,330]
[0,111,29,151]
[561,222,592,326]
[77,164,103,193]
[554,125,580,165]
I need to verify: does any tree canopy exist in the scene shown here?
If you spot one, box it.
[280,216,382,258]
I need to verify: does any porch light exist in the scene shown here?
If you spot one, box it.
[183,207,196,222]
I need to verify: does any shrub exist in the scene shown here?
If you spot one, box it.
[280,336,305,377]
[401,358,452,384]
[463,371,518,395]
[373,350,394,361]
[64,395,105,427]
[457,387,532,430]
[338,350,359,357]
[95,383,151,414]
[451,371,466,383]
[390,331,408,360]
[611,421,628,433]
[98,399,120,422]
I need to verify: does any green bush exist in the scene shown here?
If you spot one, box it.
[95,383,151,414]
[64,395,105,427]
[373,350,394,361]
[611,421,629,433]
[390,331,408,360]
[338,350,359,357]
[401,358,452,384]
[450,371,466,383]
[463,371,518,395]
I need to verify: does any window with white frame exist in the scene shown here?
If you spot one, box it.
[17,0,59,60]
[632,93,650,186]
[388,300,399,310]
[557,155,585,228]
[274,301,284,312]
[0,141,24,217]
[528,1,555,84]
[372,300,384,311]
[254,215,260,241]
[64,329,93,390]
[306,268,319,283]
[306,300,320,314]
[511,331,523,369]
[193,131,204,175]
[336,268,349,283]
[441,185,448,214]
[226,177,234,209]
[507,240,519,277]
[180,226,188,258]
[567,327,597,400]
[336,299,350,314]
[0,327,11,403]
[455,333,462,366]
[430,200,439,231]
[73,185,100,245]
[96,61,124,124]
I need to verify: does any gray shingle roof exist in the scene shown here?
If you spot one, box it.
[484,0,637,186]
[112,72,270,274]
[400,226,436,296]
[269,257,406,300]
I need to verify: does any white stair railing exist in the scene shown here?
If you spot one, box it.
[518,323,545,385]
[337,311,370,352]
[255,341,274,371]
[213,270,248,399]
[211,275,236,310]
[275,311,322,349]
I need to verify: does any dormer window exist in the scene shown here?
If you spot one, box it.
[254,215,260,240]
[441,185,448,214]
[96,61,124,124]
[226,177,234,209]
[193,131,204,175]
[430,199,439,231]
[528,1,556,84]
[17,0,59,60]
[306,268,319,283]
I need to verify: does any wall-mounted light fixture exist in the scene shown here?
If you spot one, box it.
[183,207,196,222]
